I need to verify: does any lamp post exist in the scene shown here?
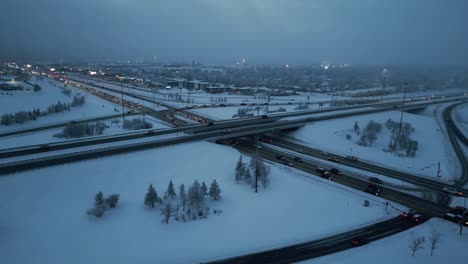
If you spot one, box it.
[460,196,466,235]
[397,82,408,138]
[255,106,260,193]
[120,81,125,128]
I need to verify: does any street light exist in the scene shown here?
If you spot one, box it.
[120,81,125,128]
[397,82,408,138]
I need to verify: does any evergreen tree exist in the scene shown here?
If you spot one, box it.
[353,121,360,133]
[179,184,187,210]
[201,182,208,196]
[245,168,252,185]
[95,191,104,207]
[105,194,120,208]
[144,184,159,208]
[209,179,221,200]
[189,180,204,211]
[165,180,177,199]
[235,155,245,183]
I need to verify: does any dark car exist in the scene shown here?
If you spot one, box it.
[400,211,414,219]
[351,236,369,247]
[327,157,339,163]
[240,103,247,106]
[365,185,381,196]
[330,168,342,175]
[293,157,303,163]
[276,155,286,161]
[230,140,240,146]
[206,122,214,126]
[283,161,294,167]
[369,177,383,184]
[261,115,269,119]
[316,167,328,174]
[320,173,334,181]
[410,214,425,224]
[345,155,358,161]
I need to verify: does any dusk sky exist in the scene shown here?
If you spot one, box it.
[1,0,467,65]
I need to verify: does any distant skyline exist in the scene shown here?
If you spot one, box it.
[1,0,468,66]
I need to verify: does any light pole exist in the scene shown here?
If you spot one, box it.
[255,106,260,193]
[120,81,125,128]
[397,82,408,138]
[460,196,466,235]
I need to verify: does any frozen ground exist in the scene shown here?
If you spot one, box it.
[0,142,397,264]
[287,109,459,182]
[301,218,468,263]
[453,102,468,137]
[0,115,170,149]
[190,104,323,120]
[0,76,123,132]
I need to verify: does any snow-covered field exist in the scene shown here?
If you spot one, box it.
[287,109,459,181]
[0,77,123,132]
[0,142,397,264]
[453,102,468,137]
[301,218,468,263]
[0,115,170,149]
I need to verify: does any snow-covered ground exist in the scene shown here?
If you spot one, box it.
[0,142,398,264]
[287,109,459,182]
[190,104,324,120]
[453,102,468,137]
[0,76,124,132]
[0,115,170,149]
[301,218,468,263]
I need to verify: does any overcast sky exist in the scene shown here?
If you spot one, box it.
[1,0,467,65]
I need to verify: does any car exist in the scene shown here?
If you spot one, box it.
[345,155,358,161]
[240,103,247,106]
[316,167,328,174]
[365,185,381,196]
[276,155,286,161]
[293,157,303,163]
[410,214,425,224]
[400,211,414,219]
[351,236,369,247]
[327,157,339,163]
[319,151,330,157]
[454,206,467,214]
[221,129,231,134]
[145,130,155,135]
[330,168,342,175]
[230,140,240,146]
[283,161,294,167]
[369,177,383,184]
[260,136,273,143]
[442,187,464,196]
[206,122,214,126]
[320,173,334,180]
[38,144,49,149]
[260,115,269,119]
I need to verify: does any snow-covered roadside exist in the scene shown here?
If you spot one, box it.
[0,76,123,132]
[452,102,468,137]
[287,109,459,182]
[301,218,468,264]
[0,142,396,264]
[0,115,170,149]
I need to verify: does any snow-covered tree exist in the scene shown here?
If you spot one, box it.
[160,201,175,224]
[105,194,120,208]
[189,180,204,211]
[86,206,104,218]
[95,191,104,207]
[179,184,187,210]
[235,155,245,183]
[165,180,177,199]
[144,184,160,208]
[209,179,221,200]
[409,235,425,256]
[201,182,208,197]
[429,230,441,256]
[245,168,252,186]
[353,121,360,134]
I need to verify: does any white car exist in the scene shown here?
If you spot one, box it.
[442,187,464,197]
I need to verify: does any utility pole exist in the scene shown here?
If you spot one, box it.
[255,106,259,193]
[397,82,408,138]
[120,81,125,127]
[460,196,466,235]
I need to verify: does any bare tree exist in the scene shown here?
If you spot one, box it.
[161,201,175,224]
[409,235,425,256]
[429,230,441,256]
